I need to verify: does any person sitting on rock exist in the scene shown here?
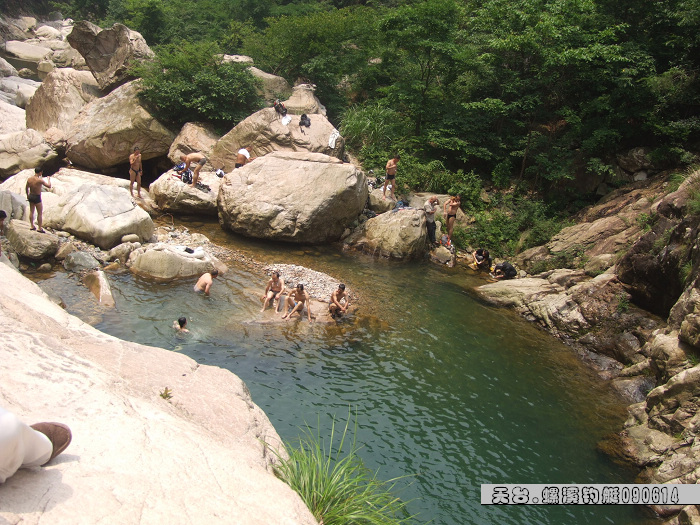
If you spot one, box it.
[329,283,350,320]
[261,271,286,312]
[0,406,72,483]
[282,283,312,322]
[472,248,492,271]
[235,147,256,168]
[491,261,518,280]
[172,316,189,333]
[25,167,51,233]
[194,269,218,296]
[178,152,207,188]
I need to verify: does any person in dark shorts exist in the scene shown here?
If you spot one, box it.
[282,283,312,322]
[492,261,518,280]
[442,195,461,246]
[261,271,286,312]
[424,196,439,245]
[472,248,492,271]
[178,152,207,188]
[129,146,143,198]
[329,283,350,319]
[25,167,51,232]
[235,147,256,168]
[382,154,400,200]
[0,209,6,257]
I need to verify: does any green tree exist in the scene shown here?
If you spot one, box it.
[132,41,263,130]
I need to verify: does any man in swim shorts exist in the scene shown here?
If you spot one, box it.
[329,283,350,319]
[282,283,312,322]
[235,146,256,168]
[443,194,461,246]
[129,146,143,198]
[194,269,218,295]
[261,271,286,312]
[179,152,207,188]
[25,167,51,233]
[0,209,5,258]
[382,154,400,200]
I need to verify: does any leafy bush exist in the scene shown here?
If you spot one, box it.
[132,41,263,130]
[270,414,414,525]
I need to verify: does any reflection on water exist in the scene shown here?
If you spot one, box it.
[39,222,658,525]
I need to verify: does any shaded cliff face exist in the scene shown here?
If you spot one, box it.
[481,169,700,522]
[0,262,317,525]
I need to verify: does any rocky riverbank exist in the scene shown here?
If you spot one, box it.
[0,262,318,525]
[476,168,700,523]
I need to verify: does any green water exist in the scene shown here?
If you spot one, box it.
[38,222,658,525]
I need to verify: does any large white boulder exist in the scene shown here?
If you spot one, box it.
[0,100,26,134]
[0,129,57,180]
[218,151,367,243]
[0,189,27,221]
[44,185,154,249]
[0,57,18,77]
[26,68,103,133]
[127,243,226,280]
[150,170,221,216]
[0,76,40,108]
[343,208,428,259]
[248,66,292,103]
[66,21,154,91]
[5,219,60,260]
[0,263,318,525]
[211,108,344,172]
[283,84,326,115]
[167,122,220,167]
[65,80,175,170]
[0,167,130,196]
[2,40,52,63]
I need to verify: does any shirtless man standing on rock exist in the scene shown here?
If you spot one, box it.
[282,283,312,322]
[261,271,286,312]
[382,154,400,200]
[194,269,218,296]
[25,167,51,233]
[179,152,207,188]
[129,146,143,198]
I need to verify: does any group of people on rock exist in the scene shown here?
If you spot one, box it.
[128,144,257,199]
[175,269,350,331]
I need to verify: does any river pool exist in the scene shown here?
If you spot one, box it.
[35,219,658,525]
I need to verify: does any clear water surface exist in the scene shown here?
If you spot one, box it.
[37,219,658,525]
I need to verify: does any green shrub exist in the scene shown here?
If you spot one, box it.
[270,414,414,525]
[132,41,263,130]
[636,212,659,231]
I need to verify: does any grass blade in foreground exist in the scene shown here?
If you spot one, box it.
[268,413,416,525]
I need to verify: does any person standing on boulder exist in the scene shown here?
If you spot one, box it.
[382,154,400,201]
[0,209,6,258]
[443,194,461,246]
[424,196,439,245]
[235,147,256,168]
[178,152,207,188]
[129,146,143,198]
[25,167,51,233]
[194,269,218,296]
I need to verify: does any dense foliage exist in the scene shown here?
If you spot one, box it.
[49,0,700,253]
[130,42,263,130]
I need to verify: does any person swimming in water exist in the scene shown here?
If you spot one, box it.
[172,316,190,333]
[194,269,218,295]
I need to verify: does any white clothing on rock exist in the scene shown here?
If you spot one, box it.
[0,407,52,483]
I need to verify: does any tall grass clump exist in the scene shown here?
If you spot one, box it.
[269,414,415,525]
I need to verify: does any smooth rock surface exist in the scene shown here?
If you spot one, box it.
[66,21,154,91]
[218,151,366,243]
[150,170,221,216]
[5,219,59,259]
[0,100,26,134]
[248,66,292,103]
[0,262,317,525]
[343,208,428,259]
[167,122,220,167]
[0,129,57,179]
[211,108,344,171]
[26,67,102,133]
[44,185,154,249]
[127,243,226,280]
[66,81,175,170]
[283,84,326,115]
